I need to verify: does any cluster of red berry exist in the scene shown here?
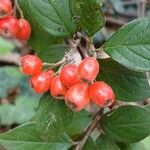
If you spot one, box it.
[0,0,31,41]
[20,55,115,112]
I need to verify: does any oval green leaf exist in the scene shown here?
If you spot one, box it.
[69,0,105,36]
[103,17,150,71]
[18,0,76,37]
[97,59,150,101]
[95,135,120,150]
[0,123,72,150]
[37,44,69,63]
[18,0,64,62]
[0,37,15,55]
[35,94,92,142]
[101,105,150,143]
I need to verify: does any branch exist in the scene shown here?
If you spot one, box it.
[137,0,146,18]
[43,57,66,68]
[123,0,137,5]
[75,109,103,150]
[106,17,128,28]
[0,53,20,66]
[14,0,24,18]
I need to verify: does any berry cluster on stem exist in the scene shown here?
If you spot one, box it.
[20,54,115,112]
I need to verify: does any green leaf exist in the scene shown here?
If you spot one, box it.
[18,0,76,37]
[29,24,62,60]
[83,138,96,150]
[0,105,16,125]
[97,59,150,101]
[140,136,150,150]
[119,143,144,150]
[95,135,120,150]
[0,37,15,55]
[69,0,105,36]
[0,67,40,99]
[103,17,150,71]
[0,123,72,150]
[37,44,69,63]
[18,0,63,60]
[19,76,41,98]
[101,105,150,143]
[118,136,150,150]
[0,96,39,125]
[145,105,150,112]
[14,96,39,124]
[0,67,40,125]
[35,94,92,142]
[118,142,143,150]
[0,67,23,98]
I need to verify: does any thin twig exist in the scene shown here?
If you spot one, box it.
[43,58,66,68]
[106,17,128,28]
[53,96,64,100]
[75,109,103,150]
[13,0,17,16]
[77,45,86,59]
[0,53,20,66]
[14,0,24,18]
[123,0,137,5]
[137,0,146,18]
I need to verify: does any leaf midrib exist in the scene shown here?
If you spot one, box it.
[104,43,150,50]
[0,139,69,145]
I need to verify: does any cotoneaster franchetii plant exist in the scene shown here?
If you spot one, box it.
[0,0,150,150]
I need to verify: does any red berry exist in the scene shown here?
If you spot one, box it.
[65,83,90,112]
[0,16,19,38]
[47,69,55,78]
[30,71,54,94]
[89,81,115,108]
[20,55,42,75]
[16,19,31,41]
[60,64,80,87]
[0,0,12,19]
[50,76,67,97]
[78,57,99,82]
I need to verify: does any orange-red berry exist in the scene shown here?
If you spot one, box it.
[65,83,90,112]
[0,16,19,38]
[78,57,99,82]
[60,64,80,87]
[16,19,31,41]
[47,69,55,78]
[0,0,12,19]
[89,81,115,108]
[50,76,67,98]
[30,71,54,94]
[20,55,42,75]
